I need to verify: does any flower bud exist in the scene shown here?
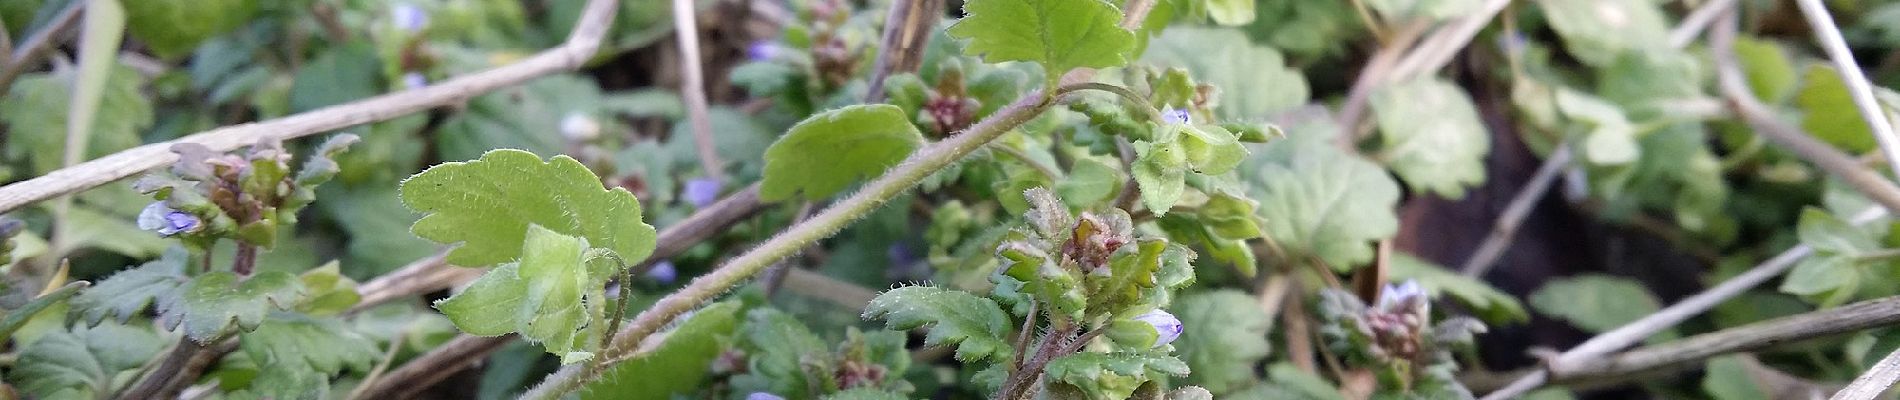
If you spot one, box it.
[392,3,428,33]
[1161,107,1191,125]
[683,178,722,208]
[645,261,677,284]
[403,72,428,90]
[1134,310,1183,347]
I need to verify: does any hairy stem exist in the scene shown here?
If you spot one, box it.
[519,89,1060,400]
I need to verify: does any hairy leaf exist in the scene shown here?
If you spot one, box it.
[159,270,304,342]
[1797,66,1891,154]
[584,301,743,400]
[862,286,1014,362]
[1371,77,1490,199]
[1,64,153,175]
[1043,350,1190,400]
[1246,140,1400,270]
[123,0,256,58]
[14,323,165,399]
[435,225,606,363]
[401,149,658,266]
[1537,0,1668,67]
[733,308,832,398]
[946,0,1136,81]
[760,105,926,201]
[1171,290,1272,394]
[1142,28,1309,119]
[237,313,381,399]
[72,247,191,325]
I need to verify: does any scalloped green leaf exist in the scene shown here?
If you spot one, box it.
[946,0,1136,82]
[237,314,381,399]
[1043,350,1189,400]
[1530,274,1675,342]
[435,225,606,363]
[862,286,1013,362]
[71,247,190,325]
[1141,28,1309,119]
[401,149,658,266]
[158,270,303,343]
[1246,140,1400,270]
[123,0,256,58]
[760,105,927,201]
[14,323,165,399]
[1371,77,1490,199]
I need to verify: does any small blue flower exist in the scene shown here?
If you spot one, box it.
[746,41,782,62]
[1378,280,1426,310]
[886,242,917,266]
[746,393,786,400]
[684,178,722,208]
[1134,310,1183,347]
[402,72,428,90]
[1161,107,1191,125]
[645,261,677,284]
[392,3,429,33]
[137,202,200,237]
[560,112,601,141]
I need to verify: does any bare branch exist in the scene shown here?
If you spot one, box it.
[349,334,514,400]
[1666,0,1736,48]
[1386,0,1513,80]
[1549,295,1900,382]
[1459,145,1570,277]
[1792,0,1900,180]
[864,0,945,102]
[672,0,725,181]
[0,0,83,94]
[0,0,621,214]
[1835,347,1900,399]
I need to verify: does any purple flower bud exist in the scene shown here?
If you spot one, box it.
[746,41,782,62]
[1161,107,1191,125]
[645,261,677,284]
[137,202,201,237]
[1134,310,1183,347]
[392,3,428,33]
[1377,280,1425,310]
[402,72,428,90]
[684,178,722,208]
[746,393,786,400]
[886,243,917,266]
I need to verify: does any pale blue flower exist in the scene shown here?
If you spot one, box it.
[402,72,428,90]
[1378,280,1426,310]
[560,112,600,141]
[684,178,722,208]
[392,3,428,33]
[137,202,200,237]
[746,41,782,61]
[1161,107,1191,125]
[1134,310,1183,347]
[645,261,677,284]
[746,393,786,400]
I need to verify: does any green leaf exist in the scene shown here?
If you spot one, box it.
[401,149,658,266]
[160,270,303,342]
[289,42,382,113]
[434,225,606,362]
[1780,255,1858,305]
[1056,156,1125,208]
[1042,350,1190,400]
[1,64,154,175]
[1246,140,1400,270]
[14,323,165,399]
[0,281,86,343]
[1388,254,1529,324]
[1366,0,1481,20]
[862,286,1014,362]
[1797,207,1880,255]
[238,313,381,399]
[1179,125,1248,175]
[946,0,1136,82]
[1133,139,1187,215]
[1371,77,1490,198]
[1171,290,1272,395]
[732,308,831,398]
[295,261,360,316]
[1702,355,1770,400]
[760,105,926,201]
[1529,274,1674,341]
[1205,0,1255,25]
[1536,0,1669,67]
[1555,88,1638,165]
[582,301,743,400]
[71,247,190,325]
[1141,27,1309,119]
[122,0,255,58]
[1732,36,1798,103]
[1798,65,1890,154]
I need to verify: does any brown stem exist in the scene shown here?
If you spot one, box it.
[231,242,257,276]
